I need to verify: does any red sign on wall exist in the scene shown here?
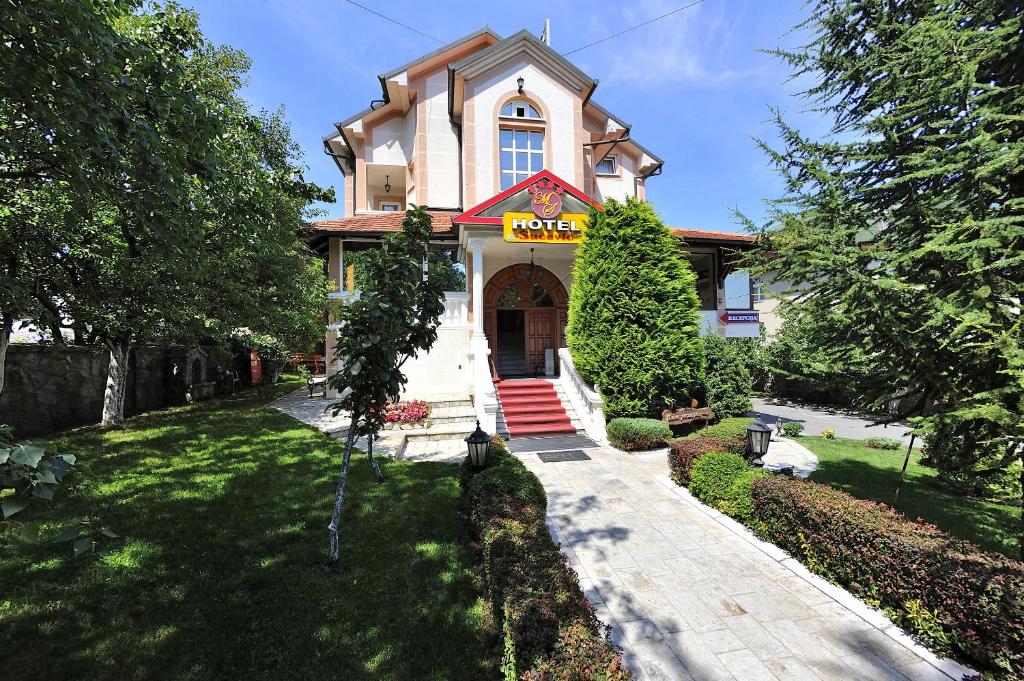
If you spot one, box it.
[720,311,759,324]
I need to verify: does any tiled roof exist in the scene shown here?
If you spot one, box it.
[309,211,457,236]
[671,228,756,244]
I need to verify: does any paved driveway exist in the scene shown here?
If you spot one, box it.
[751,397,912,440]
[521,447,969,681]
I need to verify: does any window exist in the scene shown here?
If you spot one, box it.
[500,100,542,119]
[379,201,401,212]
[595,156,617,175]
[499,128,544,190]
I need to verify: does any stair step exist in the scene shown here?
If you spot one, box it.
[498,399,563,411]
[504,415,574,428]
[493,387,552,399]
[498,402,564,415]
[507,423,578,438]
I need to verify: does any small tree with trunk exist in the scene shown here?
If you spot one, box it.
[326,206,447,564]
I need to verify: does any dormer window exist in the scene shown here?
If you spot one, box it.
[500,100,542,120]
[596,156,617,175]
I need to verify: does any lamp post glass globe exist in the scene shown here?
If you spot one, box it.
[747,422,771,468]
[465,420,490,468]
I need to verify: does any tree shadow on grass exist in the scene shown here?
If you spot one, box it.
[0,400,489,681]
[812,456,1020,557]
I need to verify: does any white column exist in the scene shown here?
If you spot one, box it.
[468,237,486,337]
[465,236,497,433]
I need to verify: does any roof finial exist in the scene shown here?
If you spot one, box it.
[541,18,551,46]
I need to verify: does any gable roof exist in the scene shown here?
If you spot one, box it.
[454,170,602,226]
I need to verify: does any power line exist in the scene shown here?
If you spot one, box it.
[563,0,705,56]
[342,0,444,44]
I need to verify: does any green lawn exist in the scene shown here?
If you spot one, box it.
[800,436,1021,557]
[0,380,490,681]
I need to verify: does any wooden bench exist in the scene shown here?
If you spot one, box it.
[661,400,716,427]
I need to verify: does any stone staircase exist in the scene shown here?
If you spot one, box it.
[496,379,578,438]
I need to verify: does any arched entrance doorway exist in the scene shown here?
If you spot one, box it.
[483,264,569,378]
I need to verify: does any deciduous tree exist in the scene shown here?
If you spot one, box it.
[326,206,447,564]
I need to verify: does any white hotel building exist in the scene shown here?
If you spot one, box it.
[310,28,762,440]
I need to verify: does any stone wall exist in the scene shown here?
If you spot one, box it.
[0,344,231,437]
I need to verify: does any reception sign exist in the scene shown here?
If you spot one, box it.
[503,178,588,243]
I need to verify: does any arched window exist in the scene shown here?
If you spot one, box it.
[500,100,542,119]
[499,98,545,190]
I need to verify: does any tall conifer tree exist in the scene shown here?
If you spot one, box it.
[743,1,1023,554]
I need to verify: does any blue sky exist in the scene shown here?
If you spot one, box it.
[182,0,825,233]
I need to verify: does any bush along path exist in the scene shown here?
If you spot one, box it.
[522,437,978,681]
[668,429,1023,679]
[461,437,631,679]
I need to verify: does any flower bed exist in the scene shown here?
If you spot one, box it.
[751,476,1024,678]
[462,440,631,680]
[670,448,1024,679]
[381,400,430,428]
[667,435,746,486]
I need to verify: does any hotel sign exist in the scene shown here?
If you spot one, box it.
[719,311,759,324]
[503,179,587,243]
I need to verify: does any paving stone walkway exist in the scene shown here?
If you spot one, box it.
[521,446,973,681]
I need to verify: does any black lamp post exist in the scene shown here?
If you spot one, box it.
[465,420,490,468]
[746,422,771,468]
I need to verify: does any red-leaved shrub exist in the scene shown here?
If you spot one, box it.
[667,436,746,486]
[752,475,1024,678]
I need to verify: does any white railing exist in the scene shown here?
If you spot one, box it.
[557,348,607,443]
[440,292,469,328]
[470,335,498,433]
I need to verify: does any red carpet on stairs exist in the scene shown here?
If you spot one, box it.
[496,379,577,438]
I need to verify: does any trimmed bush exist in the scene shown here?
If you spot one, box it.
[606,418,672,451]
[821,427,836,439]
[566,198,703,420]
[689,452,767,522]
[524,620,632,680]
[752,476,1024,678]
[865,436,902,450]
[667,436,746,486]
[693,416,753,440]
[466,450,547,529]
[702,333,754,417]
[780,421,804,437]
[463,451,631,679]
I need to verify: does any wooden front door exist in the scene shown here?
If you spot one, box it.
[524,309,556,376]
[483,264,569,379]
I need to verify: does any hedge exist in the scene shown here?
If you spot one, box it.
[462,440,631,679]
[752,476,1024,678]
[667,435,746,486]
[702,333,754,417]
[606,418,672,451]
[689,452,768,522]
[566,197,703,420]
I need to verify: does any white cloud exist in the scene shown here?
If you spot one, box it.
[576,0,774,88]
